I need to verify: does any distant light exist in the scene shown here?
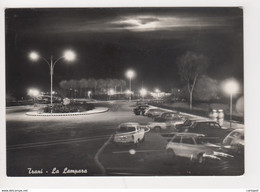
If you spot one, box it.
[29,51,39,61]
[64,50,76,61]
[223,79,240,95]
[126,70,135,79]
[28,88,40,97]
[109,89,115,95]
[129,149,136,155]
[155,89,160,93]
[140,88,147,97]
[125,89,132,94]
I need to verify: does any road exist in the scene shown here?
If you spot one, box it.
[6,101,244,176]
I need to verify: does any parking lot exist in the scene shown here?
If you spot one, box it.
[6,101,244,176]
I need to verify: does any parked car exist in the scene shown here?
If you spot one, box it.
[133,104,149,115]
[147,118,186,132]
[113,122,146,145]
[154,112,184,122]
[166,133,233,163]
[175,118,207,131]
[178,120,233,144]
[222,129,244,156]
[144,108,166,118]
[136,101,148,106]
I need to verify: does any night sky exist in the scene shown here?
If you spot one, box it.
[5,8,243,98]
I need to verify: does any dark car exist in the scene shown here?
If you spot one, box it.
[178,120,233,144]
[133,105,149,115]
[175,118,205,132]
[154,112,183,122]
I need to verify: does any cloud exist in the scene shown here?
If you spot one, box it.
[21,12,240,35]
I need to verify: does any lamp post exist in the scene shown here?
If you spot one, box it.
[223,79,239,128]
[126,69,135,101]
[29,50,76,113]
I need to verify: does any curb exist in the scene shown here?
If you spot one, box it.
[25,107,109,117]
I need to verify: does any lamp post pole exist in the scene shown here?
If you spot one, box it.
[129,77,132,101]
[223,78,239,129]
[230,93,233,128]
[50,56,54,112]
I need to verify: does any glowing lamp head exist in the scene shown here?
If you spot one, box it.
[223,79,239,95]
[29,51,39,61]
[109,89,115,95]
[140,88,147,96]
[126,70,135,79]
[28,89,40,97]
[155,89,160,93]
[64,50,76,61]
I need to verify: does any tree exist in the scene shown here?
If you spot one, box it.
[68,79,78,98]
[79,78,88,98]
[97,79,106,94]
[59,80,69,97]
[87,78,97,94]
[193,75,219,102]
[119,79,127,93]
[177,51,210,110]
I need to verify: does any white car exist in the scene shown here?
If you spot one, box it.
[166,133,233,163]
[222,129,244,156]
[144,108,166,118]
[113,122,146,145]
[147,118,185,132]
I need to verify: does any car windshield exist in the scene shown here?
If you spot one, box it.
[183,120,192,126]
[118,126,136,132]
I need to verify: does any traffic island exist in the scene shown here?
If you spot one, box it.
[25,107,109,116]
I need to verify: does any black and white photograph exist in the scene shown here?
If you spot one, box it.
[5,7,245,177]
[1,0,260,189]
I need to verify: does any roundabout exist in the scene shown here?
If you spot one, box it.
[25,107,109,116]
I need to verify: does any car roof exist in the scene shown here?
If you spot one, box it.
[161,111,179,114]
[119,122,140,126]
[193,119,217,123]
[229,129,244,134]
[173,132,205,137]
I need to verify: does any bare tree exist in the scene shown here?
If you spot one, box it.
[177,51,209,110]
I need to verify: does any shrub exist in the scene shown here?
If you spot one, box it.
[43,101,95,113]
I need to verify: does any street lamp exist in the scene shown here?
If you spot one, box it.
[126,69,135,101]
[28,88,40,106]
[29,50,76,112]
[223,79,239,128]
[139,88,147,100]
